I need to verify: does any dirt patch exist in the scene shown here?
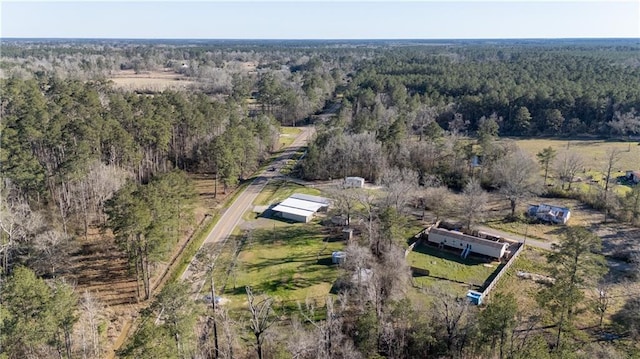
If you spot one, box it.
[68,228,138,306]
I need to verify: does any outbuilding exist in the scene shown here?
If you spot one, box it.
[344,176,365,188]
[272,193,330,223]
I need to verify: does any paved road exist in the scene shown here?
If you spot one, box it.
[180,126,315,285]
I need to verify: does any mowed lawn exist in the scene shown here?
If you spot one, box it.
[408,243,500,296]
[278,126,302,149]
[254,180,321,206]
[222,223,344,310]
[513,138,640,195]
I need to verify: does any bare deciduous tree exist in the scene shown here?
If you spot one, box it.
[460,178,488,230]
[246,286,275,359]
[554,151,584,191]
[493,149,541,218]
[77,291,104,359]
[378,167,418,214]
[594,283,612,328]
[601,148,622,222]
[428,286,476,354]
[417,186,453,222]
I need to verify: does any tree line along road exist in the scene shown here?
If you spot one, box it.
[180,126,316,294]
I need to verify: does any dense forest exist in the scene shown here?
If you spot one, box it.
[1,39,640,358]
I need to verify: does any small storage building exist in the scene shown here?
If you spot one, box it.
[344,176,365,188]
[332,251,346,264]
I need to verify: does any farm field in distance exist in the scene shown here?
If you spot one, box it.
[514,138,640,195]
[108,68,199,91]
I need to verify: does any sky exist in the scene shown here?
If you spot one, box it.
[1,1,639,39]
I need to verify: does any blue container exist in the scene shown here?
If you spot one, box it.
[466,290,483,305]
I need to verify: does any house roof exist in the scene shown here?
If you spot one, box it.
[530,203,570,213]
[272,204,315,218]
[290,193,330,205]
[272,193,330,218]
[430,227,508,249]
[278,197,325,212]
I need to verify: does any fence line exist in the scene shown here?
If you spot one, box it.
[479,242,526,302]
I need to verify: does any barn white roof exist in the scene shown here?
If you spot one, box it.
[272,204,315,218]
[290,193,330,205]
[272,193,330,218]
[278,197,325,212]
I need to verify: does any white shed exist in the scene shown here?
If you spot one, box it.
[344,177,365,188]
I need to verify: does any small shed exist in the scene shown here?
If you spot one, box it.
[332,251,346,264]
[344,176,365,188]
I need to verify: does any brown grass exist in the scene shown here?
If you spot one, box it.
[109,69,198,92]
[514,138,640,171]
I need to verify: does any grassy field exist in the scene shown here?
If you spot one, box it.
[408,242,500,296]
[109,69,198,92]
[513,138,640,195]
[205,177,343,312]
[278,126,303,149]
[484,197,604,241]
[217,223,343,311]
[254,180,321,206]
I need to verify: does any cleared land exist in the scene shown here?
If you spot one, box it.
[278,126,303,149]
[484,196,604,242]
[253,179,321,207]
[220,223,343,311]
[494,246,638,336]
[204,179,344,312]
[109,69,198,92]
[514,138,640,195]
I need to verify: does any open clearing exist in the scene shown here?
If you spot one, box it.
[219,223,344,311]
[494,246,638,335]
[514,138,640,195]
[485,196,604,242]
[278,126,303,149]
[109,69,199,91]
[253,179,321,207]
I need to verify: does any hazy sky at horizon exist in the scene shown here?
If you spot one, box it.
[1,1,639,39]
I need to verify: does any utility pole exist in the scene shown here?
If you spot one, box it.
[210,270,219,359]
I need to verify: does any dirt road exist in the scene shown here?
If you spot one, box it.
[475,225,555,251]
[180,126,315,289]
